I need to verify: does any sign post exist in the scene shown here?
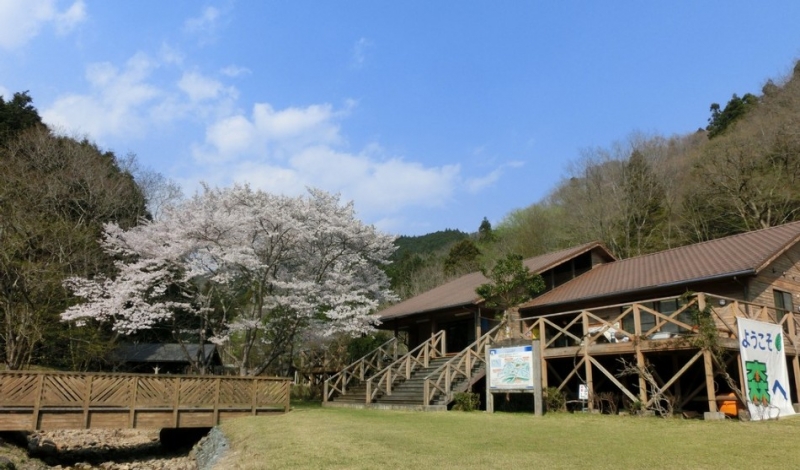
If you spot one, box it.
[486,341,543,416]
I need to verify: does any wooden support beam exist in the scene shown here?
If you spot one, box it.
[582,312,594,410]
[556,357,586,391]
[645,350,703,408]
[587,356,638,403]
[703,349,718,413]
[633,304,647,404]
[794,355,800,404]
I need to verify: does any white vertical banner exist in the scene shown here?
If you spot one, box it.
[737,318,796,420]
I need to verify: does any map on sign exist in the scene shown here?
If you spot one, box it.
[489,345,534,390]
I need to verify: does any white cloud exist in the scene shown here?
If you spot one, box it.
[0,0,86,50]
[43,52,161,139]
[191,101,462,220]
[184,6,219,32]
[351,37,373,69]
[42,50,238,141]
[464,160,525,193]
[178,71,229,102]
[465,168,503,193]
[195,102,344,163]
[0,85,9,100]
[220,65,250,77]
[53,0,86,34]
[183,5,229,44]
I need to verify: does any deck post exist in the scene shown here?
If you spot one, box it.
[538,319,548,390]
[582,311,594,410]
[532,339,542,416]
[485,345,493,413]
[793,355,800,404]
[703,349,718,412]
[633,304,647,404]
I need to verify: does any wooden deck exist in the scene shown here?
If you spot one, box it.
[0,371,290,431]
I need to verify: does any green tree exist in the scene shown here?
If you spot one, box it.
[443,239,482,276]
[478,217,495,243]
[0,91,44,144]
[476,254,544,336]
[706,93,758,139]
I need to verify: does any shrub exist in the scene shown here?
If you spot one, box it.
[452,392,480,411]
[545,387,566,412]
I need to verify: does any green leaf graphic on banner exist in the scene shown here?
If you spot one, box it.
[775,333,783,352]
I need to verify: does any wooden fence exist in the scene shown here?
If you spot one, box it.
[0,371,290,431]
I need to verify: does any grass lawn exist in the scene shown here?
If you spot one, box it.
[216,405,800,469]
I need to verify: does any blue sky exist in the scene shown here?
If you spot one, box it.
[2,1,800,235]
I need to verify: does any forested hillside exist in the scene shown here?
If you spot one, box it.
[395,61,800,297]
[0,92,149,370]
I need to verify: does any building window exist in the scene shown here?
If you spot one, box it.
[773,289,794,321]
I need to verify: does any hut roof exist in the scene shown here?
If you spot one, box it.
[522,220,800,310]
[376,241,614,321]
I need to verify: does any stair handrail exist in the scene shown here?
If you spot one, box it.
[323,336,398,403]
[423,321,507,406]
[365,329,446,404]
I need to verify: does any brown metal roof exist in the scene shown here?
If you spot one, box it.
[376,241,614,321]
[522,220,800,310]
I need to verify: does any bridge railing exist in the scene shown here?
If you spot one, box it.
[0,371,290,430]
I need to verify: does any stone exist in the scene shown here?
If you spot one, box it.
[703,411,726,421]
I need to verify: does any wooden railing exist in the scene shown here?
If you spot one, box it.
[365,330,446,404]
[0,371,290,431]
[522,292,800,353]
[518,292,800,409]
[323,336,398,403]
[423,322,505,406]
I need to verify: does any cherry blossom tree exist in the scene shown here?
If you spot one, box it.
[63,184,397,375]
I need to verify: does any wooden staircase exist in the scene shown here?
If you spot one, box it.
[326,356,485,410]
[325,325,505,411]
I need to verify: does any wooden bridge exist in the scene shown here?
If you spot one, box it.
[0,371,290,431]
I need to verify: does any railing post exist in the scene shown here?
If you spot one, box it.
[366,379,372,404]
[323,380,329,403]
[213,377,221,425]
[129,377,138,428]
[250,378,258,415]
[82,375,93,429]
[173,378,181,427]
[32,373,44,431]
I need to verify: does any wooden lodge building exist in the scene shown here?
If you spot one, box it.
[324,221,800,415]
